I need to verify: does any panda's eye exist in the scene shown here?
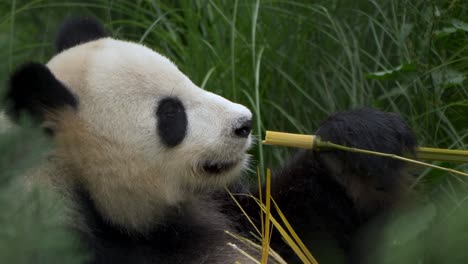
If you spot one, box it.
[156,97,187,147]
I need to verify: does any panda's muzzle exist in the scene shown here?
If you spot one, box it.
[201,160,238,175]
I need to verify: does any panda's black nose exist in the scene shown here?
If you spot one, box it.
[234,119,252,138]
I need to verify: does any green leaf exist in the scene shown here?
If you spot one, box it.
[434,27,457,38]
[434,5,441,17]
[434,19,468,38]
[365,63,418,80]
[432,68,466,89]
[451,19,468,32]
[372,203,437,264]
[400,23,414,41]
[387,204,436,245]
[0,116,51,184]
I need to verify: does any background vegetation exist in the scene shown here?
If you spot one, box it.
[0,0,466,263]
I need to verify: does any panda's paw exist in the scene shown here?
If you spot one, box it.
[314,107,417,188]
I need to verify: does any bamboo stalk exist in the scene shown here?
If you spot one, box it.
[261,169,272,264]
[416,147,468,163]
[263,131,468,163]
[263,131,315,149]
[263,131,468,177]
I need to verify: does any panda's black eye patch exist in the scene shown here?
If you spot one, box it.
[156,97,187,147]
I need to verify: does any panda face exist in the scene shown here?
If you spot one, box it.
[47,38,252,191]
[7,18,254,229]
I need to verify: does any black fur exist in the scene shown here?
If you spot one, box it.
[74,187,232,264]
[270,151,360,263]
[73,106,416,264]
[315,107,416,193]
[225,108,417,264]
[56,17,107,52]
[5,62,78,123]
[156,97,188,147]
[233,118,252,138]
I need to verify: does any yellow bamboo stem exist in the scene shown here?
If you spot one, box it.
[263,131,468,177]
[263,131,315,149]
[261,169,272,264]
[417,147,468,163]
[263,131,468,163]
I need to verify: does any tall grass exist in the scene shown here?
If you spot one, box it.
[1,1,466,151]
[1,0,466,196]
[0,0,467,261]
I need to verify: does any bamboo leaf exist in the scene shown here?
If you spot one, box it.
[365,63,418,80]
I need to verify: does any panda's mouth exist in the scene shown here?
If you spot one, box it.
[201,160,238,175]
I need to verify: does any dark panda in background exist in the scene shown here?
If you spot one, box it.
[4,17,416,264]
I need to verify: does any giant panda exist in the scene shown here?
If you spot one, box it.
[4,17,416,264]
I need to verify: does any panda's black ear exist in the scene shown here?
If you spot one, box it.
[5,62,78,123]
[56,17,107,52]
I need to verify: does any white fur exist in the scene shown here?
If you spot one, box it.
[44,38,252,231]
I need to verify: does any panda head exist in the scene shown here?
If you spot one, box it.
[5,17,252,230]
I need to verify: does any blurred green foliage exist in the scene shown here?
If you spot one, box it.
[0,116,88,262]
[0,0,466,263]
